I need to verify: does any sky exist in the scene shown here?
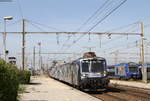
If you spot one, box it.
[0,0,150,68]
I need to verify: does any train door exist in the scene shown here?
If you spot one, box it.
[115,65,126,76]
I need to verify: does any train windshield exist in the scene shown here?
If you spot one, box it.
[91,60,104,72]
[81,59,105,73]
[129,66,138,73]
[82,62,89,72]
[128,62,138,73]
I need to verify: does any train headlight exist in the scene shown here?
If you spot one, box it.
[96,73,101,75]
[82,74,86,77]
[104,71,107,76]
[81,74,88,79]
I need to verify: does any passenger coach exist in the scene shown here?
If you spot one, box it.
[113,62,141,79]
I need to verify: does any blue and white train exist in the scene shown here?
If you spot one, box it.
[107,62,141,79]
[48,52,110,91]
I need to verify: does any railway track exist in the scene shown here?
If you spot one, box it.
[88,84,150,101]
[92,93,128,101]
[109,84,150,99]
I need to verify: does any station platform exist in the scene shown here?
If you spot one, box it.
[20,76,101,101]
[110,80,150,89]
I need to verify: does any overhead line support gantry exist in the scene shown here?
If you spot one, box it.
[0,20,146,83]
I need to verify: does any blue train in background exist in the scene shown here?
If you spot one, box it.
[107,62,141,79]
[107,65,115,77]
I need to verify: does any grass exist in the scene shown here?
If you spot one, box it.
[18,85,26,94]
[17,84,26,101]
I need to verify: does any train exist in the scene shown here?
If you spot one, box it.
[107,62,141,79]
[106,65,115,77]
[48,52,110,91]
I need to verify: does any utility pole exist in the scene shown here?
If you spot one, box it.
[33,46,35,71]
[33,46,36,75]
[140,22,147,83]
[3,16,13,61]
[3,19,6,61]
[38,42,41,72]
[22,19,25,70]
[141,22,145,66]
[41,56,43,73]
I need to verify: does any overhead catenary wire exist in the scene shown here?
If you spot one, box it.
[99,22,140,47]
[85,0,117,31]
[27,19,65,32]
[95,36,141,59]
[17,0,24,19]
[27,19,66,46]
[25,19,68,60]
[76,0,111,32]
[83,21,140,50]
[86,0,127,33]
[6,19,21,27]
[62,0,127,52]
[27,21,62,46]
[103,39,140,53]
[14,0,134,63]
[67,0,127,50]
[105,22,139,33]
[60,0,113,51]
[26,17,141,52]
[3,0,149,68]
[27,21,47,32]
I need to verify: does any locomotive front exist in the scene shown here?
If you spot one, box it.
[79,57,109,90]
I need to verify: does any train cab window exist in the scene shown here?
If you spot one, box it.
[82,61,89,72]
[129,66,138,73]
[91,61,104,72]
[128,62,139,73]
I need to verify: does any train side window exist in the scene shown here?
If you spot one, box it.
[116,68,118,75]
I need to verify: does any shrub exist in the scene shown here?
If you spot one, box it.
[18,85,26,94]
[0,59,19,101]
[18,70,31,84]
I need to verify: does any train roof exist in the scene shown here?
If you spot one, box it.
[74,52,105,61]
[76,57,105,61]
[107,65,115,69]
[116,62,138,65]
[69,57,106,64]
